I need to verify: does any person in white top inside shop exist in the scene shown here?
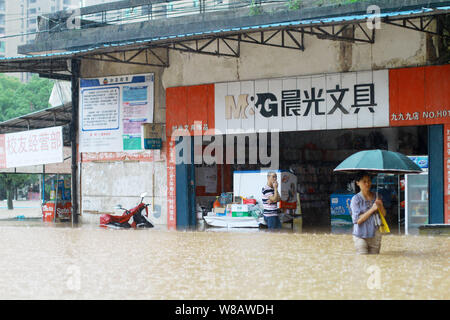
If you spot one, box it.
[261,172,282,230]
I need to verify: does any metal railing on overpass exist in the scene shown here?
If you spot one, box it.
[40,0,376,33]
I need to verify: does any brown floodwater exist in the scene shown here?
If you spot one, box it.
[0,220,448,300]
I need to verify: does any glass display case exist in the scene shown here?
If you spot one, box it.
[405,173,428,235]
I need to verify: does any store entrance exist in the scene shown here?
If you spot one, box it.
[279,126,428,232]
[193,126,428,233]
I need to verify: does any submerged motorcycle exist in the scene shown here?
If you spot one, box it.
[100,192,154,229]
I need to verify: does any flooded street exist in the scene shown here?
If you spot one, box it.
[0,220,448,300]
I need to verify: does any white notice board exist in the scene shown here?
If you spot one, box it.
[79,74,154,152]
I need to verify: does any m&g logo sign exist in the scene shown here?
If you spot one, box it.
[225,84,378,120]
[217,70,390,132]
[225,95,255,119]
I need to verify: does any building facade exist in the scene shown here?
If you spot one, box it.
[9,0,450,230]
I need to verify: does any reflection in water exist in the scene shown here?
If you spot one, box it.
[0,221,448,299]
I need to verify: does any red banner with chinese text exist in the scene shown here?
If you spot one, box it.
[166,139,177,230]
[165,84,215,228]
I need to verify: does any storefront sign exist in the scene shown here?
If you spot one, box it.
[214,70,389,132]
[166,84,215,136]
[389,65,450,126]
[166,65,450,227]
[0,126,63,168]
[79,74,154,152]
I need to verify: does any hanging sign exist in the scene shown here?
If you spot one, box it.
[0,126,63,168]
[79,74,154,152]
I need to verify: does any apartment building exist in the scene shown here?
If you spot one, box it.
[2,0,119,81]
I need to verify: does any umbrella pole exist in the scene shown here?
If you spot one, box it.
[376,174,380,226]
[398,175,401,235]
[376,174,379,198]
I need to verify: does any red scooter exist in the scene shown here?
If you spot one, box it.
[100,193,154,229]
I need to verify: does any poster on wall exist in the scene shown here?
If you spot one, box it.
[79,74,154,152]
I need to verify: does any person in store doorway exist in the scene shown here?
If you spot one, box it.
[350,172,387,254]
[262,172,282,230]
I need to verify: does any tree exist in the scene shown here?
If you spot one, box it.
[0,74,55,209]
[0,74,54,122]
[0,173,39,210]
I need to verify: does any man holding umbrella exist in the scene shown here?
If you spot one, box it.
[351,171,387,255]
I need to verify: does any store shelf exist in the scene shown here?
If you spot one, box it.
[408,200,428,203]
[410,214,428,218]
[410,223,428,227]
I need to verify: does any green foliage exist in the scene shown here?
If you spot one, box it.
[249,0,263,16]
[287,0,303,10]
[0,74,54,123]
[314,0,364,6]
[0,173,39,209]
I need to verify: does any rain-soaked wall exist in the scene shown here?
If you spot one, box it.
[79,19,436,226]
[161,22,434,87]
[79,60,168,224]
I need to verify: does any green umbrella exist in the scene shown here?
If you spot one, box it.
[334,149,422,174]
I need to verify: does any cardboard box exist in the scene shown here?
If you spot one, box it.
[232,211,252,217]
[231,204,249,212]
[214,207,226,216]
[230,204,251,217]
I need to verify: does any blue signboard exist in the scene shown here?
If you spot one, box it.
[407,156,428,169]
[330,193,354,234]
[143,138,162,150]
